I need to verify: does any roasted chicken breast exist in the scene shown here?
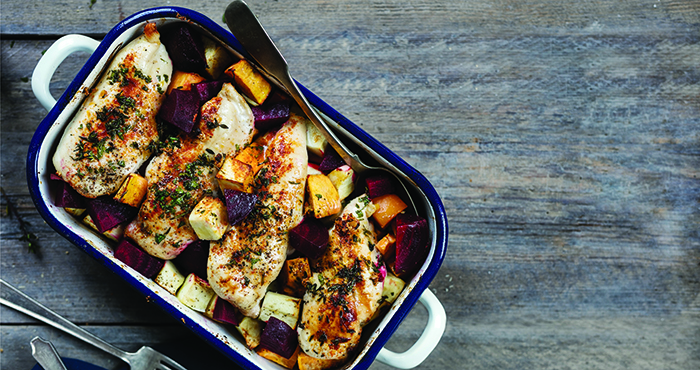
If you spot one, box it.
[298,194,384,360]
[125,83,255,260]
[52,23,171,198]
[208,114,308,318]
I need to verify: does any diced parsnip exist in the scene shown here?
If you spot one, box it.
[257,346,301,369]
[82,215,124,242]
[224,59,271,105]
[155,260,185,296]
[375,233,397,259]
[307,163,322,176]
[371,273,406,321]
[371,194,408,228]
[167,70,206,94]
[216,156,254,193]
[279,258,311,298]
[176,273,215,312]
[205,295,218,319]
[64,207,86,217]
[297,351,345,370]
[327,165,355,201]
[113,173,148,208]
[306,123,328,161]
[189,196,229,240]
[307,174,342,219]
[202,36,233,80]
[235,144,267,174]
[237,316,264,349]
[259,291,302,330]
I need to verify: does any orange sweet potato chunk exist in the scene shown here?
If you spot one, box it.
[371,194,408,228]
[297,351,345,370]
[279,258,312,298]
[167,70,206,94]
[224,59,271,105]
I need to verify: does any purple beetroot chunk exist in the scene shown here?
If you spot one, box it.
[394,214,429,277]
[173,239,209,279]
[162,24,207,73]
[114,239,164,279]
[318,147,346,173]
[223,189,258,225]
[258,316,298,359]
[193,80,225,103]
[251,101,290,131]
[289,217,328,260]
[86,196,137,233]
[50,176,86,208]
[212,298,243,326]
[365,174,395,199]
[157,89,200,133]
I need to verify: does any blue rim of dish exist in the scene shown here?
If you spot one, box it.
[26,6,448,370]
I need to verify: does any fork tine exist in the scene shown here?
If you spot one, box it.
[158,355,188,370]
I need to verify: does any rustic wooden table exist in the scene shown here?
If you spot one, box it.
[2,0,699,369]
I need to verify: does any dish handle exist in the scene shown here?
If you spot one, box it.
[376,289,446,369]
[31,35,100,111]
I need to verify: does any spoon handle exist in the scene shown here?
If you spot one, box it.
[30,336,69,370]
[224,0,361,170]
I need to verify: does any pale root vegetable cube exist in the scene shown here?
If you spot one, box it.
[189,196,229,240]
[371,194,408,228]
[307,163,322,176]
[204,295,218,319]
[375,233,397,258]
[307,174,341,218]
[297,351,345,370]
[259,291,301,329]
[237,316,263,348]
[216,156,254,193]
[257,346,301,369]
[155,261,185,296]
[82,215,124,242]
[306,123,328,160]
[176,273,215,312]
[224,59,271,105]
[202,36,233,80]
[371,273,406,321]
[65,207,86,217]
[167,70,206,94]
[327,165,355,201]
[113,173,148,208]
[235,144,267,175]
[279,258,311,298]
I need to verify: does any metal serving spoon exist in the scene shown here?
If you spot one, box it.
[224,0,418,214]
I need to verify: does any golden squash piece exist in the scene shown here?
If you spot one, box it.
[167,70,206,94]
[113,173,148,207]
[375,233,397,259]
[307,174,341,219]
[216,156,254,193]
[257,346,301,369]
[297,351,346,370]
[279,257,311,298]
[225,59,271,105]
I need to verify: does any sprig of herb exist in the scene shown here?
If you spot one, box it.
[1,187,39,254]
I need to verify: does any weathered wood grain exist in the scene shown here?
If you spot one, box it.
[2,0,700,369]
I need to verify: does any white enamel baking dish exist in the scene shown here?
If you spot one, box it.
[27,7,448,370]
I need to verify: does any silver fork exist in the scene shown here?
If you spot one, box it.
[0,279,188,370]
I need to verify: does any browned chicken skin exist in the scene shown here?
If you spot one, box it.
[298,195,384,360]
[208,114,308,318]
